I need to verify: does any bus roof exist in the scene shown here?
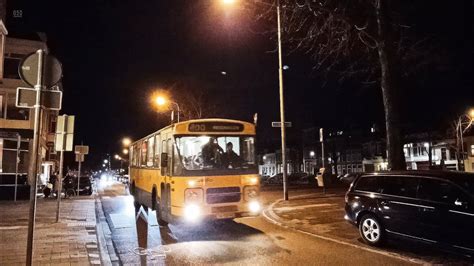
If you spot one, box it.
[131,118,255,145]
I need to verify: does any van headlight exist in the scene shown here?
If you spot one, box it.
[243,186,259,201]
[184,204,201,223]
[185,188,203,203]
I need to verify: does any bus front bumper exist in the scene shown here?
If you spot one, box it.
[180,200,262,223]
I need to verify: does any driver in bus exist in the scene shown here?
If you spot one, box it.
[222,142,242,168]
[201,137,224,166]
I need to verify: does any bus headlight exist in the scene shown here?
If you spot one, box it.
[184,204,201,223]
[249,201,261,213]
[243,186,259,201]
[185,188,203,203]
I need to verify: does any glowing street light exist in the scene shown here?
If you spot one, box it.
[469,108,474,120]
[156,95,167,106]
[152,93,181,123]
[222,0,237,5]
[123,148,129,155]
[114,154,121,160]
[104,159,108,164]
[122,137,132,147]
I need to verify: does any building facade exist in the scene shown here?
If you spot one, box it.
[0,19,59,199]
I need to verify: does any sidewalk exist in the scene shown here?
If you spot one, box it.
[0,196,101,265]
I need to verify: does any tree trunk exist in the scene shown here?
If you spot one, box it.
[375,0,406,170]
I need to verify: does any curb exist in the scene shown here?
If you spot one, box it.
[95,195,119,265]
[263,193,428,265]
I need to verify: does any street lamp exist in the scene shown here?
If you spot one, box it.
[153,94,181,123]
[122,137,132,147]
[222,0,288,200]
[122,148,129,155]
[455,108,474,171]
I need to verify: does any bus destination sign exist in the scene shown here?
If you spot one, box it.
[188,122,244,132]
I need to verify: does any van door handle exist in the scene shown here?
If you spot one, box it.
[380,200,389,206]
[422,207,435,212]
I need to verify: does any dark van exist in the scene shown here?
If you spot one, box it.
[344,171,474,254]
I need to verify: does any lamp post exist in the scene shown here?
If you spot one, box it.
[155,95,181,123]
[455,108,474,171]
[221,0,288,200]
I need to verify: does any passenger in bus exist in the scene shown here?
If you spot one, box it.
[201,137,224,166]
[222,142,242,168]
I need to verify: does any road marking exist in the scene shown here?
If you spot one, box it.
[0,225,27,230]
[273,203,336,212]
[263,194,428,265]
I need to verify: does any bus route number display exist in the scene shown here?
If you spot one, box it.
[188,122,244,132]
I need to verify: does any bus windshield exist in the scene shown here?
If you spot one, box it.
[175,135,256,171]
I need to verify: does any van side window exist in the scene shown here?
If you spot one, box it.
[418,179,466,205]
[380,176,418,198]
[354,176,380,193]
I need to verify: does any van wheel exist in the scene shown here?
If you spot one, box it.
[359,214,385,246]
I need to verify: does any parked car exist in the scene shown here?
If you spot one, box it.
[344,171,474,254]
[338,172,364,184]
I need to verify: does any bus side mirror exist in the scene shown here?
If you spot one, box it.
[161,153,168,167]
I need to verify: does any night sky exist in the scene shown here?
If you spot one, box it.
[5,0,473,168]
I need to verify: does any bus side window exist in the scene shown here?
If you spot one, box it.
[154,135,161,168]
[167,138,172,171]
[140,141,147,167]
[161,139,167,176]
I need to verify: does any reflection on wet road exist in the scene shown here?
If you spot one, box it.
[99,185,277,265]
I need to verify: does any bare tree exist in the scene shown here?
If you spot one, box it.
[254,0,440,170]
[167,82,220,121]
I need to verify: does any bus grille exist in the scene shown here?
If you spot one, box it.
[206,187,241,204]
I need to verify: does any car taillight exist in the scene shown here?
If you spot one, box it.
[185,188,203,203]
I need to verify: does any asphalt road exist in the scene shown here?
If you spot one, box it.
[95,180,469,265]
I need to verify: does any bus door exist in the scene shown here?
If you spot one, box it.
[160,136,173,220]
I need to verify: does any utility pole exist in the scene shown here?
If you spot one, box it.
[276,0,288,201]
[320,128,325,168]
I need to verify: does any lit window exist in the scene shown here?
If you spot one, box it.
[471,145,474,157]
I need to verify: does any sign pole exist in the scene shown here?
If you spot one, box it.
[56,148,64,222]
[14,134,20,202]
[26,49,44,266]
[77,160,81,195]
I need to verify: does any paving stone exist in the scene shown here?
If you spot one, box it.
[0,197,99,265]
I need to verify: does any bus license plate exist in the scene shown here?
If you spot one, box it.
[216,213,235,219]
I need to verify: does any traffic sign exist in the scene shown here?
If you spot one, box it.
[19,52,62,88]
[75,154,84,162]
[55,115,75,152]
[75,145,89,155]
[16,87,62,110]
[272,121,292,128]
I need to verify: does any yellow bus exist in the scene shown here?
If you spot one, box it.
[129,118,260,225]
